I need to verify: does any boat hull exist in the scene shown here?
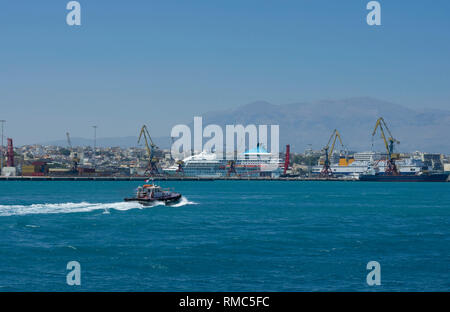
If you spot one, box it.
[124,193,182,205]
[359,173,449,182]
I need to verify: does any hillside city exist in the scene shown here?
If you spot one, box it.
[1,143,449,177]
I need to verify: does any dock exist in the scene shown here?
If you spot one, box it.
[0,176,358,182]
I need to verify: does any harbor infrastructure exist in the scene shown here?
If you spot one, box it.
[1,118,450,181]
[1,138,449,180]
[0,176,358,181]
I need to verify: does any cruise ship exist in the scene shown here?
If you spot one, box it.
[312,151,426,178]
[163,145,282,178]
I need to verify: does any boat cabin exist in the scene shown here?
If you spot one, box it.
[136,184,164,199]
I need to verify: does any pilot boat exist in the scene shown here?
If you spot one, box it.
[124,183,182,206]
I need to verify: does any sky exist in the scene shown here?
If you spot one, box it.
[1,0,449,145]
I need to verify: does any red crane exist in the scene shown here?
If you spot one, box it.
[7,138,14,167]
[283,144,290,175]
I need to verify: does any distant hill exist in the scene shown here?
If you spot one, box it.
[36,97,450,153]
[197,97,450,154]
[38,136,172,150]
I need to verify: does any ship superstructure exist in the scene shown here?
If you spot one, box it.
[163,145,282,178]
[312,151,426,178]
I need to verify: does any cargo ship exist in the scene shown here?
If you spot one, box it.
[312,151,426,178]
[359,172,449,182]
[312,117,449,182]
[163,145,282,178]
[318,152,449,182]
[358,158,449,182]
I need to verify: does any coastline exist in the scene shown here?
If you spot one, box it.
[1,176,449,182]
[0,176,359,182]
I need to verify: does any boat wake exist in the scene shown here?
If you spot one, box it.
[0,197,197,216]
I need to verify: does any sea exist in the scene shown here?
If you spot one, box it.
[0,180,449,291]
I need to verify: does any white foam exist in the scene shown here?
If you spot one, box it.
[169,196,198,207]
[0,197,196,216]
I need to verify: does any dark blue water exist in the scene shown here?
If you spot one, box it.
[0,181,449,291]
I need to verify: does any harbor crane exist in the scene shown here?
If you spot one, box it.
[321,129,345,176]
[170,136,184,174]
[372,117,400,175]
[66,132,79,173]
[138,125,160,176]
[175,160,184,173]
[66,132,72,149]
[226,160,238,177]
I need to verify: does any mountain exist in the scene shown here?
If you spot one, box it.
[36,97,450,153]
[197,97,450,153]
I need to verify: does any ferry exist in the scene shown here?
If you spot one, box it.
[312,151,426,178]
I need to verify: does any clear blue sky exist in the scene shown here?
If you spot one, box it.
[1,0,449,144]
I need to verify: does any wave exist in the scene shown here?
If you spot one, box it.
[0,197,197,217]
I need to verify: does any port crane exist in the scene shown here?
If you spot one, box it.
[372,117,400,175]
[66,132,72,149]
[66,132,79,173]
[226,160,238,177]
[321,129,345,176]
[169,136,184,174]
[175,160,184,173]
[138,125,160,176]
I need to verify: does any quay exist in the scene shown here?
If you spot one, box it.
[0,176,358,182]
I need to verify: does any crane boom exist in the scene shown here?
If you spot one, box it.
[66,132,72,149]
[65,131,78,173]
[138,125,159,175]
[321,129,345,176]
[372,117,400,159]
[372,117,400,175]
[327,129,344,160]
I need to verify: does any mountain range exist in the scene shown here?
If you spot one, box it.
[38,97,450,154]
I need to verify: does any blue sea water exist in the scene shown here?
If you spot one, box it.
[0,180,449,291]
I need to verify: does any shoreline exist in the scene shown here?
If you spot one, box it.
[1,176,448,182]
[0,176,357,182]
